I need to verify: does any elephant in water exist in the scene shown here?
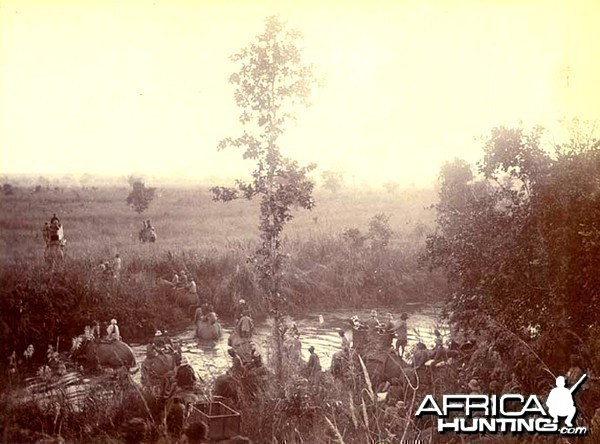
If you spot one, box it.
[214,365,269,403]
[227,332,256,364]
[141,351,179,392]
[71,336,136,370]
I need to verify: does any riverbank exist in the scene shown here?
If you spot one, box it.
[0,233,445,373]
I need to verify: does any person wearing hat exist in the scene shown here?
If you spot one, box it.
[153,329,166,347]
[234,298,250,321]
[106,319,121,341]
[306,345,321,385]
[468,378,482,394]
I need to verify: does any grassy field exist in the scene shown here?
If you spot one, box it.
[0,185,437,266]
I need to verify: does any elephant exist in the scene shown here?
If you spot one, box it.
[364,350,412,390]
[139,227,157,243]
[71,336,136,370]
[141,351,179,393]
[195,318,222,341]
[227,332,256,363]
[176,292,199,316]
[213,366,270,403]
[44,242,65,269]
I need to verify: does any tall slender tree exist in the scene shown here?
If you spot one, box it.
[211,16,317,380]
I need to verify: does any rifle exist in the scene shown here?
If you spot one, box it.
[569,373,587,394]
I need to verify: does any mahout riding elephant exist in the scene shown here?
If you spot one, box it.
[71,336,136,370]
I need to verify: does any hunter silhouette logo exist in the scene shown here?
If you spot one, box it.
[546,375,585,427]
[416,374,588,436]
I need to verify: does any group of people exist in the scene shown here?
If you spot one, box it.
[171,270,197,295]
[42,213,63,246]
[226,299,260,376]
[89,318,122,342]
[146,329,178,359]
[97,254,122,278]
[141,220,154,231]
[122,411,253,444]
[193,303,218,325]
[350,310,409,357]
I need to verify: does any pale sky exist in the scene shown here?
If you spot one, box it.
[1,0,599,187]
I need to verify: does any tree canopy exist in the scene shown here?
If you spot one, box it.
[428,124,600,371]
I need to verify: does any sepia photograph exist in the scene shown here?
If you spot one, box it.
[1,0,599,442]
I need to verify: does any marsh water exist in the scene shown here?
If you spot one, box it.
[131,303,444,380]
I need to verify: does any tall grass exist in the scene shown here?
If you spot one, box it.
[0,186,444,369]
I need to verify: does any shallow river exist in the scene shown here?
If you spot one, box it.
[131,304,444,381]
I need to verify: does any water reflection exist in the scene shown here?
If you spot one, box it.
[131,304,444,381]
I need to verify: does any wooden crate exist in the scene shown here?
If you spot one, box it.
[189,401,241,440]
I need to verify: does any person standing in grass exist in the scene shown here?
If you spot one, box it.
[306,345,321,385]
[394,313,408,357]
[113,254,122,278]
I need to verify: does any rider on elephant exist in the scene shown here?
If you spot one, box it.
[236,313,254,339]
[106,319,121,341]
[193,305,206,323]
[234,299,250,321]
